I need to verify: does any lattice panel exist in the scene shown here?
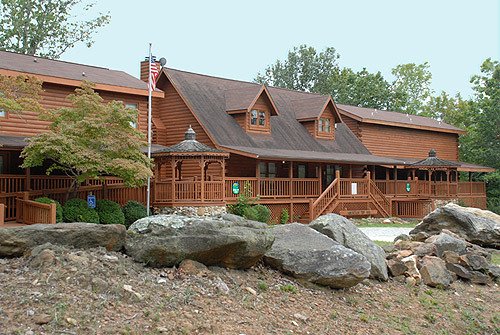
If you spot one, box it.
[335,201,371,211]
[261,203,288,224]
[292,203,309,222]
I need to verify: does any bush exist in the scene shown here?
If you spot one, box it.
[280,208,289,224]
[96,199,125,225]
[241,204,271,224]
[63,198,99,223]
[122,201,147,227]
[34,197,63,223]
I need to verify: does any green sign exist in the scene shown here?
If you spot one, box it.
[232,182,240,195]
[406,182,411,193]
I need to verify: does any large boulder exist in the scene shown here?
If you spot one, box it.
[410,204,500,248]
[0,223,125,257]
[263,223,370,289]
[309,214,388,281]
[125,214,274,269]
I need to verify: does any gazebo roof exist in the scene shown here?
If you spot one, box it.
[410,149,461,169]
[153,126,228,156]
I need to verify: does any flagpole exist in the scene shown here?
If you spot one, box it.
[146,43,152,216]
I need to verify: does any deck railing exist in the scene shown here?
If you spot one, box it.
[16,197,56,225]
[223,177,321,200]
[339,178,369,198]
[374,180,485,197]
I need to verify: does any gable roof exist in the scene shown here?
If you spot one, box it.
[337,104,465,134]
[162,68,402,165]
[0,50,163,97]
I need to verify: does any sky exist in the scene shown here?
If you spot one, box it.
[63,0,500,98]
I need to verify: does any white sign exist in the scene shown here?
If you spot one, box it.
[351,182,358,195]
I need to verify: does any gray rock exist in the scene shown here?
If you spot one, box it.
[446,263,472,280]
[264,223,370,289]
[469,271,491,285]
[125,214,274,269]
[461,252,490,271]
[413,243,436,257]
[309,214,388,281]
[419,256,454,288]
[410,204,500,248]
[0,223,126,257]
[487,264,500,280]
[433,232,468,257]
[394,234,410,243]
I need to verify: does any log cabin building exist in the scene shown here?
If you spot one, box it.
[145,63,492,222]
[0,50,493,224]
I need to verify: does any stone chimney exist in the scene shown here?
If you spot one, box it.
[140,57,162,82]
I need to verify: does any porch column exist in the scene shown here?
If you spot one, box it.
[170,159,176,202]
[318,164,323,192]
[371,165,375,180]
[222,159,226,202]
[349,165,352,178]
[289,161,293,198]
[393,166,397,196]
[200,157,205,202]
[256,160,261,197]
[446,170,450,196]
[366,171,371,195]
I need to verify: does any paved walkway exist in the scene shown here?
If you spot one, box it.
[359,227,413,242]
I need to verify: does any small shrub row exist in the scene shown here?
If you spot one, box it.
[35,197,147,226]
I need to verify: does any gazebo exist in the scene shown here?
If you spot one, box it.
[410,149,461,196]
[152,126,229,206]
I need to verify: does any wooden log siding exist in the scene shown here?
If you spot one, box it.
[0,83,149,138]
[340,117,460,161]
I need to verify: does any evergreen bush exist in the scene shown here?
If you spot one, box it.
[63,198,99,223]
[96,199,125,225]
[122,201,147,227]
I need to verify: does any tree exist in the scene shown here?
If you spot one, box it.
[0,0,110,59]
[21,82,153,196]
[255,45,340,93]
[0,74,44,115]
[389,62,433,115]
[331,67,392,109]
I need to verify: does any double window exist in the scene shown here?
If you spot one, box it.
[250,109,267,127]
[259,162,276,178]
[318,117,331,133]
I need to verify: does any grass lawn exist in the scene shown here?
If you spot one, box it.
[373,240,394,248]
[492,252,500,265]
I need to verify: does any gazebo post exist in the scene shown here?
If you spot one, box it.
[170,159,176,204]
[200,157,205,202]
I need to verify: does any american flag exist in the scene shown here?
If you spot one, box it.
[149,57,160,91]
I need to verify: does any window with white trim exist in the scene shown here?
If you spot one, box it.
[125,103,138,128]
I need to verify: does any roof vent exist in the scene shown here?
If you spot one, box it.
[82,72,86,77]
[184,125,196,141]
[33,58,38,63]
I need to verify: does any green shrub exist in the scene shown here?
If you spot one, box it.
[280,208,289,224]
[122,201,147,227]
[254,204,271,223]
[241,204,270,223]
[34,197,63,223]
[96,199,125,225]
[63,198,99,223]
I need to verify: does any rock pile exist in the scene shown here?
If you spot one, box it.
[386,230,499,287]
[410,203,500,248]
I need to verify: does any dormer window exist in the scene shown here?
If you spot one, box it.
[318,117,331,133]
[250,109,267,128]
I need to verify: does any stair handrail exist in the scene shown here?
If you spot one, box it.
[369,179,391,216]
[310,177,339,220]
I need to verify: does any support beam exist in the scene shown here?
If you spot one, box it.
[289,161,293,198]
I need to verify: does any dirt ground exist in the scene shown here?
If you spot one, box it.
[0,246,498,335]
